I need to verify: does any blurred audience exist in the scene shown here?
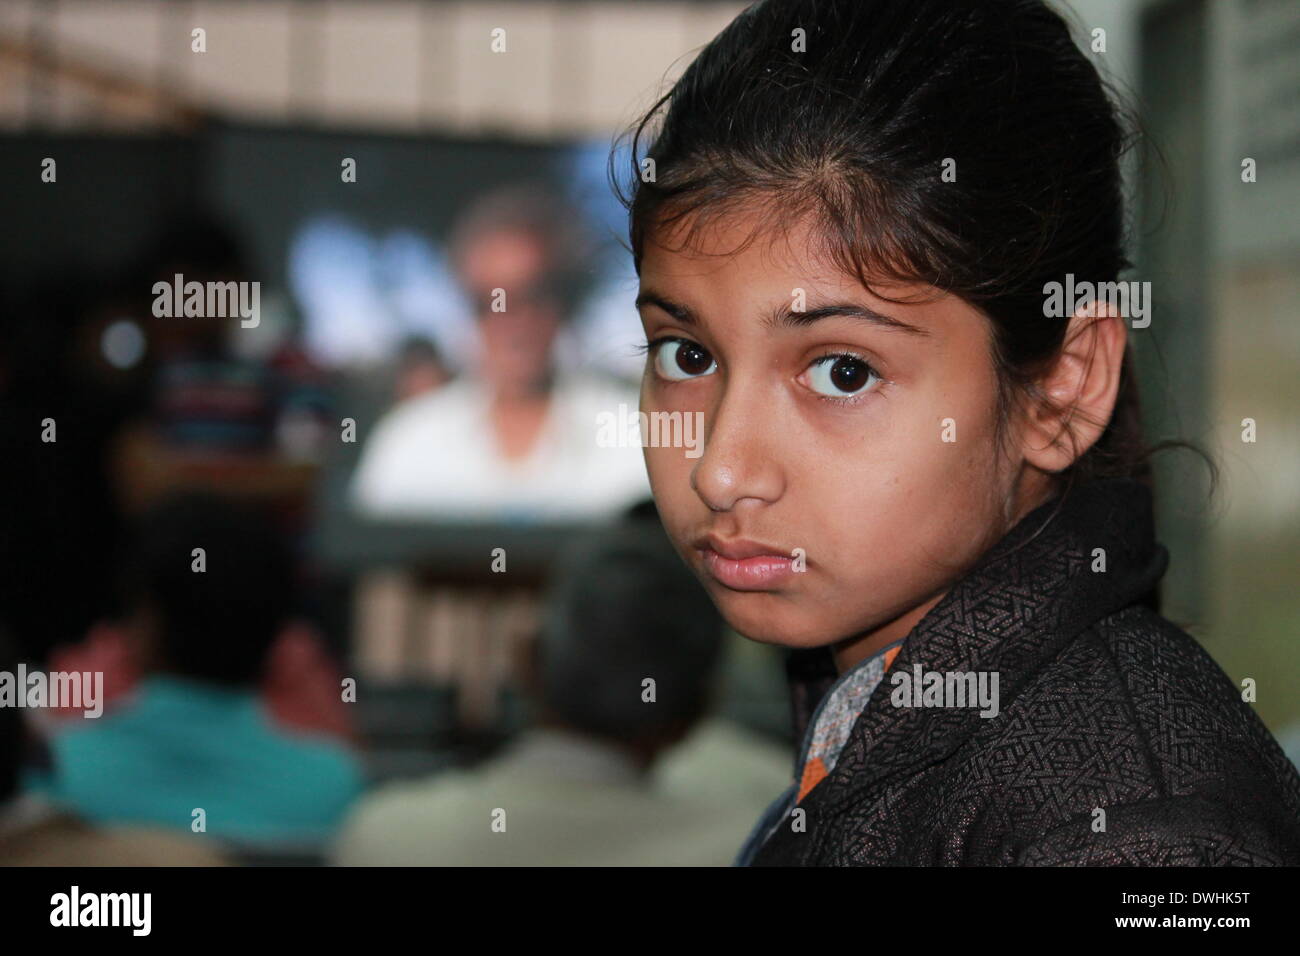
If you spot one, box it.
[650,680,791,812]
[45,618,358,746]
[332,505,783,866]
[25,493,364,847]
[0,630,226,866]
[111,213,328,520]
[349,182,649,521]
[139,215,276,451]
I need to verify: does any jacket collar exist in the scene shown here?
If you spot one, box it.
[785,475,1169,813]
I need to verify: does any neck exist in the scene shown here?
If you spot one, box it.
[490,368,555,405]
[535,716,656,774]
[831,590,945,673]
[831,470,1059,674]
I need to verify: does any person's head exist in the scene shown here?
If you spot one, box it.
[618,0,1159,660]
[448,183,586,398]
[139,211,249,358]
[534,504,725,765]
[118,492,295,687]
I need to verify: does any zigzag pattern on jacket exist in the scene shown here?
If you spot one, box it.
[750,476,1300,866]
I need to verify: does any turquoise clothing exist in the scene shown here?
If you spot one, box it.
[27,675,364,846]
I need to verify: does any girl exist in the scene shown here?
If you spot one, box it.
[617,0,1300,865]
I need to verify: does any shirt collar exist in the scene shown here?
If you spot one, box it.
[794,639,906,802]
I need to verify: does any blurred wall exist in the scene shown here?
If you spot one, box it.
[0,0,745,137]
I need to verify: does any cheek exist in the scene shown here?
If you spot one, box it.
[642,443,689,501]
[808,379,1004,579]
[640,382,701,526]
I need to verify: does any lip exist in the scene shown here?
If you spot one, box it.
[693,534,798,591]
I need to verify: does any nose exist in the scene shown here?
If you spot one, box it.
[690,384,784,512]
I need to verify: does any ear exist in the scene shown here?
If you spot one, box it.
[1019,302,1128,474]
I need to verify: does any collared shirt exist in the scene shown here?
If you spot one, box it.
[735,639,905,865]
[349,373,651,521]
[795,641,906,802]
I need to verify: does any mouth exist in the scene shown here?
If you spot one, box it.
[692,534,799,592]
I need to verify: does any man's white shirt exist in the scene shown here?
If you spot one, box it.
[350,374,651,521]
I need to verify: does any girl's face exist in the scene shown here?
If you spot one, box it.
[637,210,1055,668]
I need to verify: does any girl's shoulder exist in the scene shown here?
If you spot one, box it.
[1012,603,1300,831]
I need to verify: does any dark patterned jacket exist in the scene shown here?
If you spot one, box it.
[743,477,1300,865]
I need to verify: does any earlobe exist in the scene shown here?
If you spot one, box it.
[1020,303,1128,474]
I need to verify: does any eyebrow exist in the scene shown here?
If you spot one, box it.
[634,290,931,338]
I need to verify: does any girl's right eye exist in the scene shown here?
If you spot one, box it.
[650,337,717,381]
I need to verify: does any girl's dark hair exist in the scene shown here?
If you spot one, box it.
[612,0,1213,506]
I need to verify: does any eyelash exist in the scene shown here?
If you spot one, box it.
[630,337,663,357]
[637,335,886,406]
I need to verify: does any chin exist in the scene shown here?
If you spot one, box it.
[710,590,841,650]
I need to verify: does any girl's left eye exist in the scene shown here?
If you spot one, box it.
[802,354,882,399]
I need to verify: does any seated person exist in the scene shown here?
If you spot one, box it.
[349,184,649,521]
[27,493,364,848]
[331,505,775,866]
[0,630,225,866]
[45,617,358,746]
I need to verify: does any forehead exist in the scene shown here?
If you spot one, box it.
[459,228,549,281]
[640,207,837,282]
[637,207,976,340]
